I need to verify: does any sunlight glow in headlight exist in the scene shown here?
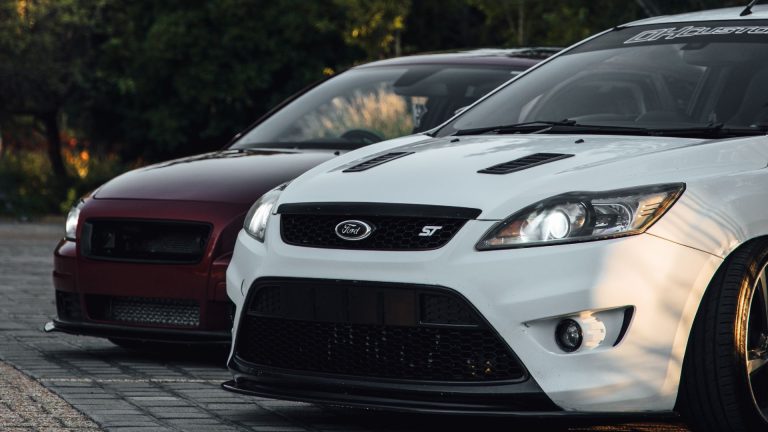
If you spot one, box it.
[65,201,84,241]
[243,182,290,242]
[477,183,685,250]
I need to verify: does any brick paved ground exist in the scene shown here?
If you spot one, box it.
[0,361,100,431]
[0,222,691,432]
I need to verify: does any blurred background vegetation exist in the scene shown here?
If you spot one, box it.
[0,0,745,217]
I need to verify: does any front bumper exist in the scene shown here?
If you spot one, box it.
[226,217,724,413]
[50,198,245,343]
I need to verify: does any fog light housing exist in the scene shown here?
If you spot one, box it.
[525,308,622,354]
[556,319,583,352]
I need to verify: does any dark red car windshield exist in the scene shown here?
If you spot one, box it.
[230,64,521,150]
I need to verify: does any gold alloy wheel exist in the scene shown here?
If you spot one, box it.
[746,262,768,423]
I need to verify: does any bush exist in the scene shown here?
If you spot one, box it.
[0,149,131,218]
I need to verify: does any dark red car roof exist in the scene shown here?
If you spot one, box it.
[356,48,561,69]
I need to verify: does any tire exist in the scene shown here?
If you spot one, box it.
[678,240,768,431]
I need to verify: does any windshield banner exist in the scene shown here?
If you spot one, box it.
[625,25,768,44]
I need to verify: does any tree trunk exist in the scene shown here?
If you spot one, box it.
[40,111,68,181]
[394,29,401,57]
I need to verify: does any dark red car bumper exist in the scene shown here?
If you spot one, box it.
[46,199,245,344]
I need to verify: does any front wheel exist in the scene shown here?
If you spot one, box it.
[678,240,768,431]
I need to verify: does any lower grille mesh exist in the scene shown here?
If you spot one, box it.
[236,280,526,382]
[421,293,480,326]
[87,296,200,327]
[238,316,523,381]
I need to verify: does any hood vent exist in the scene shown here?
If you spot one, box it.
[478,153,574,175]
[343,152,414,173]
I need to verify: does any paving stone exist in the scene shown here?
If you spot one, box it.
[0,361,99,431]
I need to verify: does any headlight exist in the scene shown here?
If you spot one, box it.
[476,183,685,250]
[65,200,84,241]
[243,182,290,242]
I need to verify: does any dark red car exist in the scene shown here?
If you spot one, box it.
[45,49,556,347]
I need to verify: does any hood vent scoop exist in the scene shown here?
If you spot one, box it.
[478,153,574,175]
[343,152,414,173]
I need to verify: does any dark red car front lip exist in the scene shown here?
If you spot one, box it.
[44,319,231,344]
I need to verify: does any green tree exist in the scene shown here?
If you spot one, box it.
[468,0,527,45]
[333,0,410,60]
[84,0,359,161]
[466,0,646,47]
[637,0,745,15]
[0,0,102,184]
[402,0,489,52]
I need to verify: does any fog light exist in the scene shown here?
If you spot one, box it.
[556,319,582,352]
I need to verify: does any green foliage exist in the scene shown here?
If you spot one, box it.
[85,0,361,161]
[0,150,57,217]
[0,0,98,114]
[0,147,131,217]
[648,0,745,14]
[333,0,410,59]
[402,0,488,52]
[465,0,644,47]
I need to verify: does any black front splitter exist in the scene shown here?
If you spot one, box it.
[222,375,679,419]
[44,318,230,344]
[224,355,566,416]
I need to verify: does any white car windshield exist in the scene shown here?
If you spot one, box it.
[438,21,768,139]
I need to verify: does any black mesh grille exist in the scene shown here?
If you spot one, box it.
[56,291,83,321]
[235,280,525,382]
[281,214,466,250]
[238,316,523,382]
[478,153,573,174]
[83,220,211,263]
[421,294,479,326]
[251,286,281,315]
[87,296,200,327]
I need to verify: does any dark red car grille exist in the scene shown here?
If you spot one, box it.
[82,220,211,263]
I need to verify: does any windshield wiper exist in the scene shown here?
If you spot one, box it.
[454,121,768,139]
[649,124,768,138]
[454,120,652,136]
[453,120,577,136]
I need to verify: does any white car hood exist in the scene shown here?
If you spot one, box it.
[280,134,764,220]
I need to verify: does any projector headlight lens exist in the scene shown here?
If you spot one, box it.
[477,183,685,250]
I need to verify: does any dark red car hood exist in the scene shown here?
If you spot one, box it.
[94,149,336,204]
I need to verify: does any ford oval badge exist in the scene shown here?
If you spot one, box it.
[335,220,373,241]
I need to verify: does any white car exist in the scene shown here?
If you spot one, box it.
[224,5,768,431]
